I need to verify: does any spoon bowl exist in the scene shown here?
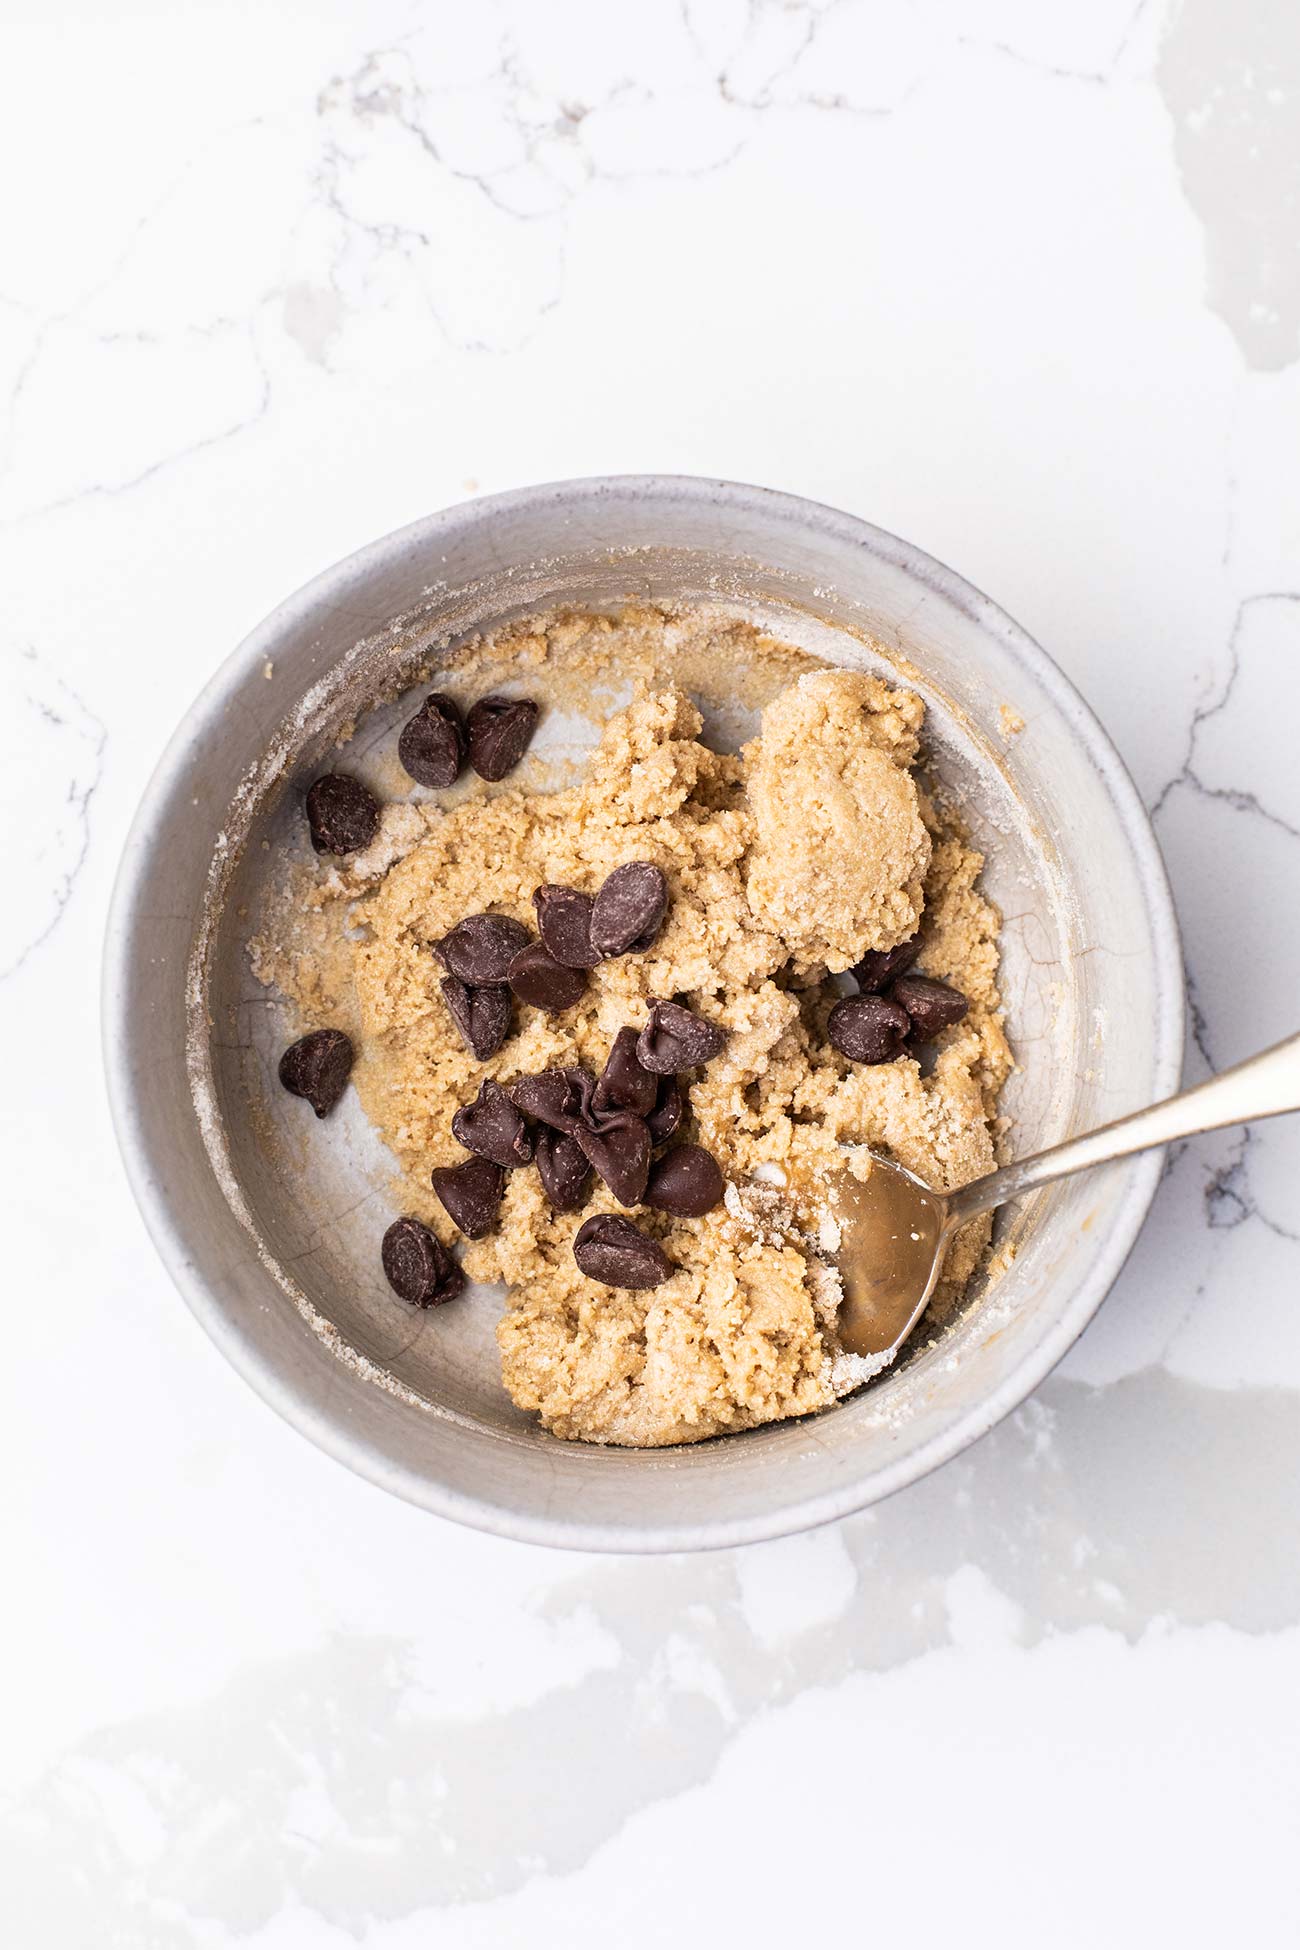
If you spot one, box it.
[831,1027,1300,1371]
[831,1161,952,1359]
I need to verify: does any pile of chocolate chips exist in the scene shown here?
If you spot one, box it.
[304,688,540,857]
[826,934,969,1065]
[282,687,542,1308]
[428,862,728,1293]
[398,691,539,789]
[280,808,727,1299]
[431,858,672,1063]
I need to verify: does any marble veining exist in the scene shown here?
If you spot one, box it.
[4,1,1299,1942]
[0,651,106,980]
[6,1368,1300,1939]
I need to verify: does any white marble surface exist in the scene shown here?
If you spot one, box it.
[4,1,1300,1941]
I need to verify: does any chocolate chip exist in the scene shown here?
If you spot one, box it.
[852,935,922,994]
[535,1129,593,1211]
[643,1144,725,1217]
[573,1214,675,1290]
[575,1114,651,1208]
[574,1073,630,1129]
[827,993,911,1065]
[277,1028,354,1118]
[440,976,512,1061]
[398,693,466,789]
[532,884,600,969]
[510,1067,594,1135]
[636,999,726,1074]
[381,1217,465,1307]
[437,913,532,985]
[507,942,588,1013]
[512,1056,650,1202]
[593,1027,658,1118]
[646,1075,685,1146]
[509,1063,655,1210]
[305,774,381,855]
[431,1156,505,1238]
[890,972,970,1041]
[451,1079,533,1168]
[466,696,539,781]
[590,861,669,958]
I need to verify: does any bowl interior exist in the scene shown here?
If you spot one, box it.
[109,481,1181,1547]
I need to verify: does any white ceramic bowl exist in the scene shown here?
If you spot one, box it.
[103,477,1184,1550]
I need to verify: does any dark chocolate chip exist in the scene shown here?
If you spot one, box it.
[466,695,539,781]
[890,972,970,1041]
[381,1217,465,1307]
[431,1156,505,1238]
[510,1063,653,1206]
[852,934,922,994]
[305,774,381,855]
[636,999,727,1074]
[398,693,466,789]
[509,1056,652,1204]
[532,883,600,969]
[451,1079,533,1168]
[574,1069,643,1134]
[646,1075,685,1146]
[437,913,532,985]
[510,1067,594,1134]
[573,1214,675,1290]
[534,1128,594,1211]
[590,861,669,958]
[827,993,911,1065]
[575,1114,651,1208]
[507,942,588,1013]
[440,976,512,1061]
[593,1027,658,1118]
[277,1028,354,1118]
[643,1144,725,1217]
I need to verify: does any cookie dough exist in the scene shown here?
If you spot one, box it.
[317,622,1010,1448]
[745,669,931,974]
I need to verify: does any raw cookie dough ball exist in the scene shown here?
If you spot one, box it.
[743,669,931,975]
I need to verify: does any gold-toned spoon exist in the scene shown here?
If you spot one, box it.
[832,1028,1300,1364]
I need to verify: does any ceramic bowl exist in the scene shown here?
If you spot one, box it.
[103,477,1184,1550]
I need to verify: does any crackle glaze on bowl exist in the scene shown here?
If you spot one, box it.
[103,477,1183,1550]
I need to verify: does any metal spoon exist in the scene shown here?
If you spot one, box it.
[832,1028,1300,1364]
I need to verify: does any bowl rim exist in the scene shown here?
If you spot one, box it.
[103,474,1185,1551]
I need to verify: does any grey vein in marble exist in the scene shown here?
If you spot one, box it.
[1152,591,1300,842]
[0,2,996,524]
[1,650,105,979]
[4,1368,1299,1941]
[4,2,1300,1930]
[11,0,1287,539]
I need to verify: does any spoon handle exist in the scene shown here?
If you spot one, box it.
[945,1028,1300,1227]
